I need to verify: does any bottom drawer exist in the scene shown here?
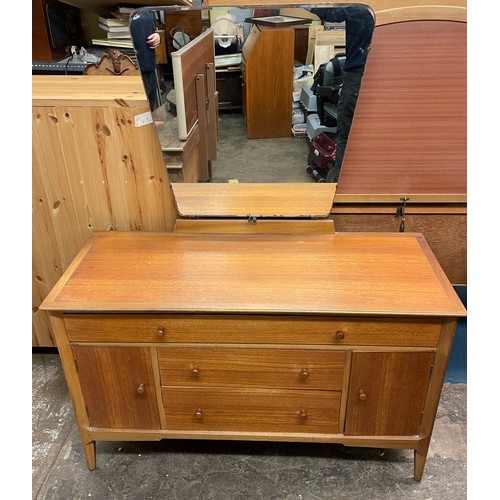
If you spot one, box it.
[163,387,341,434]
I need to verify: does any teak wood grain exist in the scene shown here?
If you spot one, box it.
[162,387,341,434]
[64,313,442,347]
[72,346,161,430]
[242,25,294,138]
[158,347,346,390]
[41,232,466,317]
[171,183,336,218]
[345,351,435,436]
[42,229,466,480]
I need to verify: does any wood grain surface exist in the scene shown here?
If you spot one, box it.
[41,231,466,317]
[171,182,336,217]
[337,20,466,196]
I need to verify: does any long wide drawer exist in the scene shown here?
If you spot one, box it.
[162,387,341,433]
[158,347,345,390]
[64,314,441,347]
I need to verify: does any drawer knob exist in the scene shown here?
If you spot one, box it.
[136,383,145,395]
[191,367,200,377]
[300,368,309,379]
[195,408,203,419]
[156,326,165,338]
[359,389,367,401]
[299,408,308,420]
[335,330,345,340]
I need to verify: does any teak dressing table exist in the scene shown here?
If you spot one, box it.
[41,230,465,481]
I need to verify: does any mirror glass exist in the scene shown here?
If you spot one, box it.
[130,3,374,184]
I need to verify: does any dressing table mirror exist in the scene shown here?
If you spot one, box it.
[131,3,374,186]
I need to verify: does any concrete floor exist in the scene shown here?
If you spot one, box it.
[209,111,315,184]
[32,352,466,500]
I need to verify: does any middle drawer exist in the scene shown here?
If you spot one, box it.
[158,347,345,391]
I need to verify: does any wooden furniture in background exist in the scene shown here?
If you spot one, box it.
[171,29,217,140]
[32,75,177,346]
[40,231,466,480]
[241,24,294,139]
[331,19,467,285]
[83,50,140,76]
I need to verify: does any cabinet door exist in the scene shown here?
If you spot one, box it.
[345,351,434,436]
[72,346,161,429]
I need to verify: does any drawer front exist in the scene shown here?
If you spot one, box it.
[163,387,341,434]
[158,347,345,390]
[64,314,441,347]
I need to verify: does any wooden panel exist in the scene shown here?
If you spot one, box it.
[158,347,346,390]
[72,346,161,429]
[331,212,467,285]
[172,29,215,139]
[32,75,151,107]
[165,9,203,55]
[65,314,442,346]
[336,21,466,196]
[41,232,466,317]
[174,219,335,234]
[163,387,341,433]
[345,351,435,436]
[171,183,336,218]
[243,26,294,138]
[32,76,177,346]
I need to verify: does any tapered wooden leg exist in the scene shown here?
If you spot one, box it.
[414,438,431,482]
[82,439,96,471]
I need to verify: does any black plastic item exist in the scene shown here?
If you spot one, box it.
[46,1,83,49]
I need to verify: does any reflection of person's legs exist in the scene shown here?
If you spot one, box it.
[335,71,363,170]
[142,71,158,111]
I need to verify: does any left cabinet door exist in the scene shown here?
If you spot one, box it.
[72,346,161,429]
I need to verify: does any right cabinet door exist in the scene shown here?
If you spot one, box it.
[344,351,435,436]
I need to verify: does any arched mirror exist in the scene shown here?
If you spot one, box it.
[129,3,375,184]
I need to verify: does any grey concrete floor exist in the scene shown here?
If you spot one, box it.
[33,352,466,500]
[209,111,315,184]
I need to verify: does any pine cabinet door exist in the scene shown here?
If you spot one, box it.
[72,346,161,430]
[345,351,435,436]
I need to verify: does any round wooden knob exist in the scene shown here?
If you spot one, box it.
[156,326,165,338]
[335,330,345,340]
[300,368,309,379]
[359,389,367,401]
[195,408,203,419]
[299,408,308,420]
[136,383,145,395]
[191,367,200,377]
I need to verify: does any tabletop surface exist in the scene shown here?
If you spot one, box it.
[41,231,466,317]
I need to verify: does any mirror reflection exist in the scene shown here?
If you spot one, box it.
[129,4,374,184]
